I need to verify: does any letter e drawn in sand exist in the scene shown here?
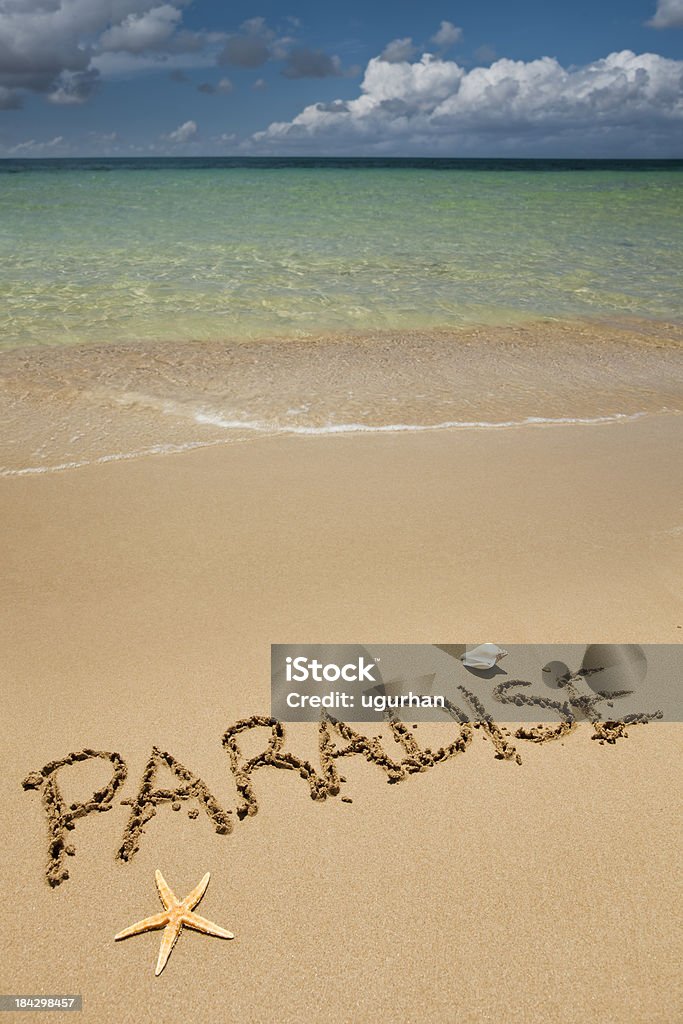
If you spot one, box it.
[22,749,127,888]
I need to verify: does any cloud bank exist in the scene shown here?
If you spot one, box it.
[0,0,209,106]
[0,5,353,108]
[248,50,683,156]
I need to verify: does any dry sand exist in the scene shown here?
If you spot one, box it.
[1,413,682,1023]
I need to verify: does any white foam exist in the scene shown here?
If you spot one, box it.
[194,410,649,434]
[0,439,224,477]
[0,409,655,478]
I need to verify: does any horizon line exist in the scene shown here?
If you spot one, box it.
[1,154,682,162]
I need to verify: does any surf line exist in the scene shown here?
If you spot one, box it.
[22,684,662,889]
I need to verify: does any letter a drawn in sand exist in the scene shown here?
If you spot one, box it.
[118,747,232,863]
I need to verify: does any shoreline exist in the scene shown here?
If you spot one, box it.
[0,408,670,479]
[1,317,682,476]
[0,408,676,479]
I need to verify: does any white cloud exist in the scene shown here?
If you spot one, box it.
[99,4,181,54]
[165,118,198,143]
[89,131,119,143]
[647,0,683,27]
[431,21,462,49]
[248,50,683,156]
[381,23,462,64]
[212,131,237,145]
[0,130,126,156]
[380,37,418,63]
[8,135,65,154]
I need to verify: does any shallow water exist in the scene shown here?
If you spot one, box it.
[1,323,681,475]
[0,158,681,348]
[1,159,681,473]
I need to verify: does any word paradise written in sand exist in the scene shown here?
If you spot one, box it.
[21,678,662,888]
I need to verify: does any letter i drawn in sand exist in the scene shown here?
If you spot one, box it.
[115,870,234,975]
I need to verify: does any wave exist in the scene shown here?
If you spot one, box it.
[0,440,225,477]
[0,409,657,478]
[194,409,649,433]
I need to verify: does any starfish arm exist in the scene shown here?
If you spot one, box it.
[155,920,182,976]
[182,871,211,911]
[115,911,169,940]
[155,869,177,911]
[183,910,234,940]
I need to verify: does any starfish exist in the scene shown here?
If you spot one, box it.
[115,870,234,975]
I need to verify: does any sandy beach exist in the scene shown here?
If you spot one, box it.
[1,413,682,1022]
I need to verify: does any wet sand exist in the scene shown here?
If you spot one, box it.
[2,319,682,476]
[1,413,682,1022]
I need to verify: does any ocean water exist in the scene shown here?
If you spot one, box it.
[0,158,681,348]
[0,158,682,473]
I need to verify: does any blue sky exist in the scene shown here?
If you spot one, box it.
[0,1,681,156]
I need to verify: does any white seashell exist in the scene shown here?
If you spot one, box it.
[460,644,509,670]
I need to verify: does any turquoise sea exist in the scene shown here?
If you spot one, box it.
[0,158,681,348]
[1,158,682,474]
